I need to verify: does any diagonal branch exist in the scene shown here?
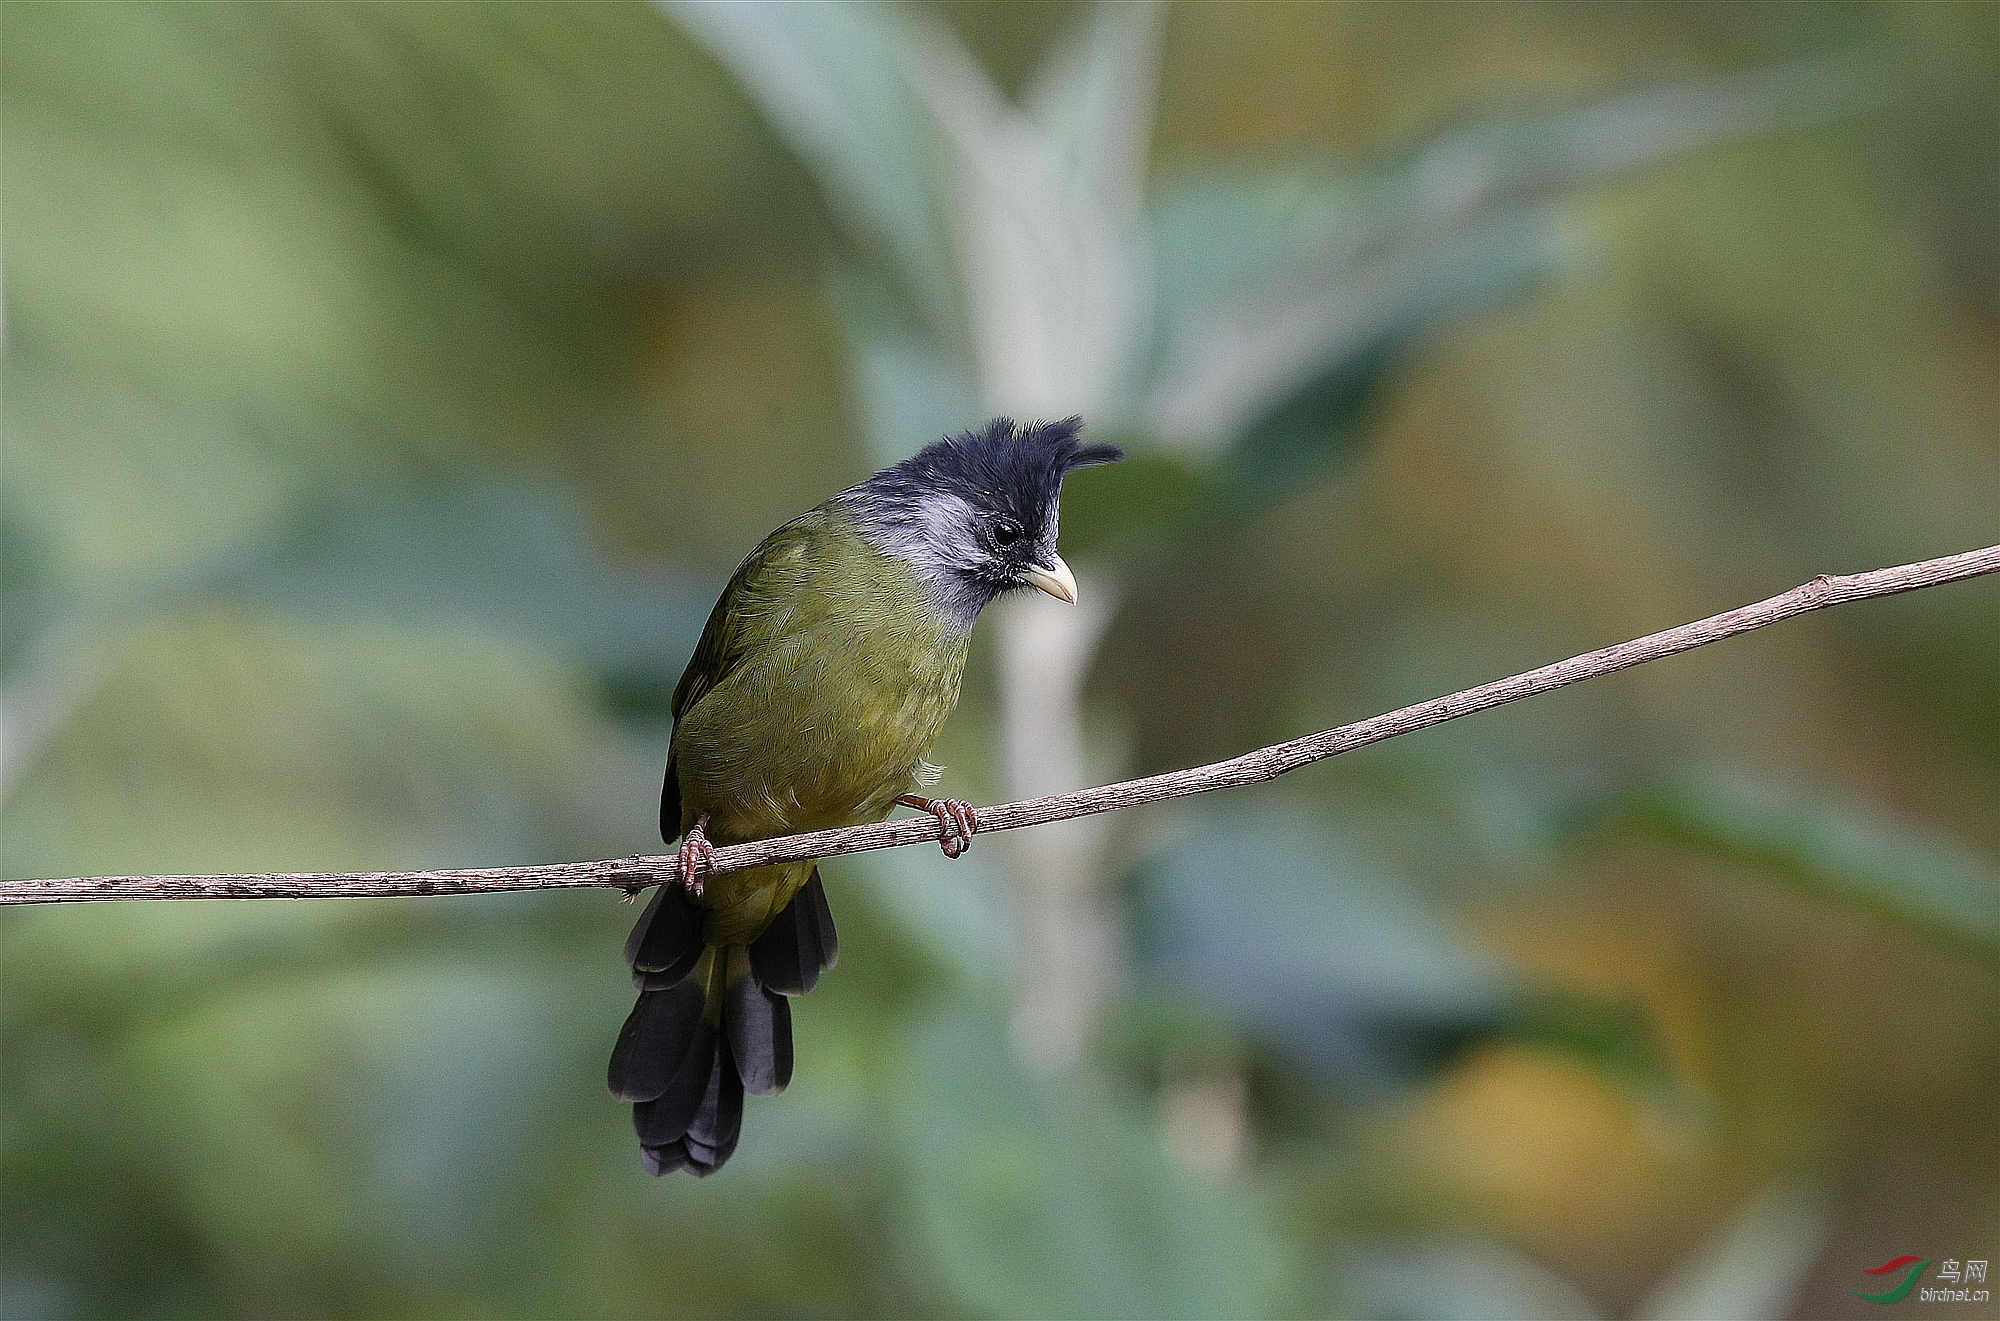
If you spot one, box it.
[6,544,1996,905]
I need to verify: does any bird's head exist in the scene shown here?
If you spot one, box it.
[841,416,1123,626]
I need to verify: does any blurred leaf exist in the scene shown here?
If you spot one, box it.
[1598,774,2000,969]
[0,355,389,587]
[904,0,1156,417]
[1133,805,1672,1094]
[3,0,770,593]
[854,826,1014,983]
[1396,51,1878,207]
[2,606,615,878]
[888,999,1301,1319]
[677,1,1158,422]
[1636,1181,1828,1321]
[1226,213,1567,485]
[1342,1237,1605,1321]
[1145,163,1571,461]
[1051,446,1210,559]
[220,476,714,686]
[1503,989,1673,1097]
[825,266,982,466]
[1022,2,1162,206]
[661,0,964,334]
[1144,57,1873,491]
[2,910,617,1318]
[2,476,702,805]
[1145,166,1371,356]
[1132,804,1512,1091]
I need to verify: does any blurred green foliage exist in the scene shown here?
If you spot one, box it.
[4,3,1998,1319]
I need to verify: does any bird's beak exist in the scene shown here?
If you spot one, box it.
[1020,555,1078,605]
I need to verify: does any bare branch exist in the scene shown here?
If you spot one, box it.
[7,544,1996,906]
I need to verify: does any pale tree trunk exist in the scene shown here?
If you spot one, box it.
[994,589,1123,1070]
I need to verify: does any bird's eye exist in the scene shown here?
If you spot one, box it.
[993,518,1023,545]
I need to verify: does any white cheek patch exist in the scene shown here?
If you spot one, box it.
[907,492,986,571]
[849,488,1006,629]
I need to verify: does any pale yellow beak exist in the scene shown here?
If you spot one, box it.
[1020,555,1079,605]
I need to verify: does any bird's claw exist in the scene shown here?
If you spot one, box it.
[677,816,715,898]
[899,795,977,858]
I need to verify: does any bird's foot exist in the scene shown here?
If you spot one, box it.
[897,794,978,859]
[677,815,716,898]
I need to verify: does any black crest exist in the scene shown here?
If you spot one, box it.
[866,416,1122,518]
[840,415,1123,625]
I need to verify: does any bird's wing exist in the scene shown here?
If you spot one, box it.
[671,510,827,719]
[661,511,827,840]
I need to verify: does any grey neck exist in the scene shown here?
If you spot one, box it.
[836,489,998,633]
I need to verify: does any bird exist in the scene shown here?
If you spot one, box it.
[607,416,1122,1176]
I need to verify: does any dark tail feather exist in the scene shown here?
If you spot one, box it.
[609,944,778,1177]
[631,1017,718,1142]
[624,882,704,988]
[636,1033,743,1177]
[623,948,729,1171]
[724,946,793,1095]
[749,869,839,995]
[628,956,746,1178]
[606,979,704,1102]
[678,1038,746,1176]
[804,872,839,968]
[614,879,831,1176]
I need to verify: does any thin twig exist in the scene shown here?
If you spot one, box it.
[6,544,1996,906]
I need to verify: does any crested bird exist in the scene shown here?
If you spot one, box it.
[608,416,1122,1175]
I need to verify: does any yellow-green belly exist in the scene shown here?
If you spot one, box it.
[668,527,970,945]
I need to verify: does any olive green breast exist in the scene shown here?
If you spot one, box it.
[668,505,971,943]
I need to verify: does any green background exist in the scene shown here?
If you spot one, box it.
[4,3,1996,1318]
